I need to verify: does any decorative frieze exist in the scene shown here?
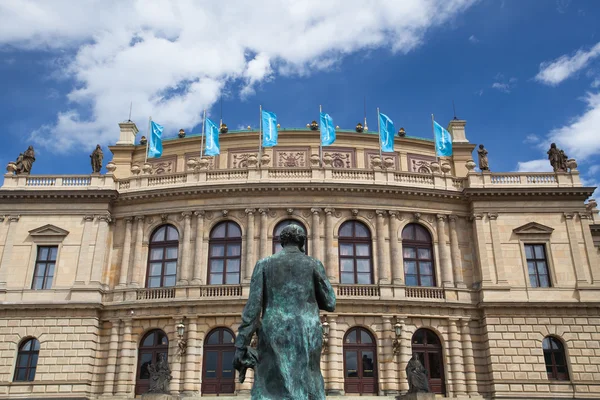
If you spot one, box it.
[274,147,309,168]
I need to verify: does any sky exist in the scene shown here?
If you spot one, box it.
[0,0,598,198]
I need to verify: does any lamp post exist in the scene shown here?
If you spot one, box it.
[392,319,402,355]
[321,317,330,353]
[176,321,187,356]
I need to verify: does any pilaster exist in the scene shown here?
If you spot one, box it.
[488,213,508,285]
[129,215,145,287]
[311,208,322,261]
[398,317,410,394]
[472,214,492,286]
[460,319,479,396]
[183,317,199,394]
[178,211,192,285]
[244,209,256,283]
[92,214,112,285]
[436,214,453,287]
[115,319,133,395]
[259,208,269,259]
[326,315,344,395]
[388,211,403,285]
[324,208,338,283]
[448,215,465,288]
[382,316,398,394]
[103,320,120,395]
[117,217,133,288]
[192,211,205,284]
[449,318,466,396]
[0,215,19,289]
[74,215,95,285]
[376,210,391,284]
[578,213,600,283]
[564,212,589,285]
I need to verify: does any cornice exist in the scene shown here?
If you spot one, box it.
[464,187,595,199]
[0,189,118,202]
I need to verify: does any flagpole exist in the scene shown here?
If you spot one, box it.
[259,105,263,159]
[377,108,382,159]
[319,105,323,166]
[200,110,205,158]
[145,116,151,163]
[364,96,368,131]
[431,113,438,163]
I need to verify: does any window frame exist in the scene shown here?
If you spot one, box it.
[146,224,180,288]
[338,220,374,285]
[524,243,551,288]
[543,336,570,381]
[13,338,40,382]
[208,221,242,285]
[402,223,436,287]
[31,246,58,290]
[272,219,308,255]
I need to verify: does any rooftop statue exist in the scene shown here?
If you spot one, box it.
[547,143,569,172]
[234,224,336,400]
[15,146,35,175]
[477,144,489,171]
[90,144,103,173]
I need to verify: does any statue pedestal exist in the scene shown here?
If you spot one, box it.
[141,394,178,400]
[396,393,436,400]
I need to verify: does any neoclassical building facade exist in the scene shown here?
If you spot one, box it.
[0,120,598,399]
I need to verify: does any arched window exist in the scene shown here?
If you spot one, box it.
[147,224,179,288]
[411,328,445,395]
[339,221,373,284]
[136,329,169,395]
[543,337,569,381]
[343,327,378,394]
[273,219,308,254]
[208,221,242,285]
[14,338,40,382]
[402,224,435,287]
[202,328,236,395]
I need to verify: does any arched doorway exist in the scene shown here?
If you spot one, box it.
[411,328,446,395]
[202,328,236,395]
[136,329,169,395]
[343,327,378,394]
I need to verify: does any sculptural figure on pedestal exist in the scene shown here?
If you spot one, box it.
[15,146,35,175]
[90,144,103,173]
[477,144,489,171]
[147,354,172,394]
[407,353,430,394]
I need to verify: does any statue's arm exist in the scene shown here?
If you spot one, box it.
[234,260,264,349]
[314,260,336,312]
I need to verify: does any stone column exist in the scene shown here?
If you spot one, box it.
[564,212,589,285]
[326,315,343,395]
[0,216,7,272]
[311,208,322,261]
[324,208,338,283]
[436,214,453,287]
[487,213,507,285]
[103,320,120,395]
[116,319,133,395]
[91,214,112,285]
[376,210,391,284]
[259,209,269,259]
[74,215,95,285]
[382,316,397,394]
[117,217,133,288]
[183,317,199,394]
[0,215,19,289]
[192,211,205,284]
[244,209,256,282]
[398,317,410,394]
[460,319,478,396]
[579,213,600,283]
[472,214,492,285]
[388,211,403,285]
[178,211,192,285]
[449,318,466,396]
[448,215,465,287]
[170,319,182,395]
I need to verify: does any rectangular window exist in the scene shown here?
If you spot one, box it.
[525,244,550,288]
[32,246,57,290]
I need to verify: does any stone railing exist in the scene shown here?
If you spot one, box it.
[199,285,242,297]
[136,287,176,300]
[466,171,580,188]
[405,286,445,299]
[268,168,312,179]
[1,174,115,190]
[337,284,380,297]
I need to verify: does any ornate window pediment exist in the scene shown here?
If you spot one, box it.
[28,224,69,238]
[513,222,554,235]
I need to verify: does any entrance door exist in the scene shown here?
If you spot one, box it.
[411,328,446,395]
[202,328,236,395]
[136,329,169,395]
[343,327,378,394]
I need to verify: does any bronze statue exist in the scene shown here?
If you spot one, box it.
[406,352,430,393]
[234,224,336,399]
[15,146,35,175]
[477,144,489,171]
[147,354,172,394]
[90,144,103,173]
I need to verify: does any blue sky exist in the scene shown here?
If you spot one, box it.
[0,0,598,195]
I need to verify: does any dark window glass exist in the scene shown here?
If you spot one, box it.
[14,338,40,382]
[525,244,551,288]
[273,220,308,254]
[202,328,236,395]
[338,221,373,285]
[208,222,242,285]
[543,337,569,381]
[146,225,179,288]
[343,327,378,394]
[32,246,57,290]
[402,224,435,287]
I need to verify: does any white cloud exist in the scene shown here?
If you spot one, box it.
[523,134,540,144]
[468,35,479,44]
[535,42,600,86]
[515,159,553,173]
[491,75,516,93]
[0,0,476,152]
[592,78,600,88]
[491,82,510,93]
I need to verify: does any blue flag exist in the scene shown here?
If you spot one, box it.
[320,112,335,146]
[204,117,220,156]
[148,120,163,158]
[262,110,278,147]
[433,120,453,156]
[378,112,395,153]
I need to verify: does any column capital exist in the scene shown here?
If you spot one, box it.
[471,213,484,221]
[134,215,145,222]
[8,215,20,223]
[245,208,256,215]
[388,210,400,218]
[436,214,447,221]
[83,215,95,222]
[487,213,498,220]
[181,211,193,219]
[324,207,335,215]
[375,209,387,217]
[97,214,112,223]
[448,214,459,222]
[448,317,460,325]
[311,208,322,215]
[193,210,205,218]
[459,318,471,327]
[381,315,393,324]
[124,216,134,223]
[564,212,575,220]
[258,208,269,215]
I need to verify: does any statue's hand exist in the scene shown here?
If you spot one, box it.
[233,347,246,371]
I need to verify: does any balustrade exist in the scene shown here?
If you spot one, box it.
[405,286,445,299]
[136,287,175,300]
[337,284,380,297]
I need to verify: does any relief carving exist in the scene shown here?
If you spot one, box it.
[407,153,436,174]
[276,150,308,167]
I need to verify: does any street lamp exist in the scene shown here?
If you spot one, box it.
[321,317,330,353]
[176,321,187,356]
[393,319,402,355]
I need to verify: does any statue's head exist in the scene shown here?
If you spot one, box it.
[279,224,306,252]
[479,144,484,149]
[96,144,101,149]
[551,143,556,148]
